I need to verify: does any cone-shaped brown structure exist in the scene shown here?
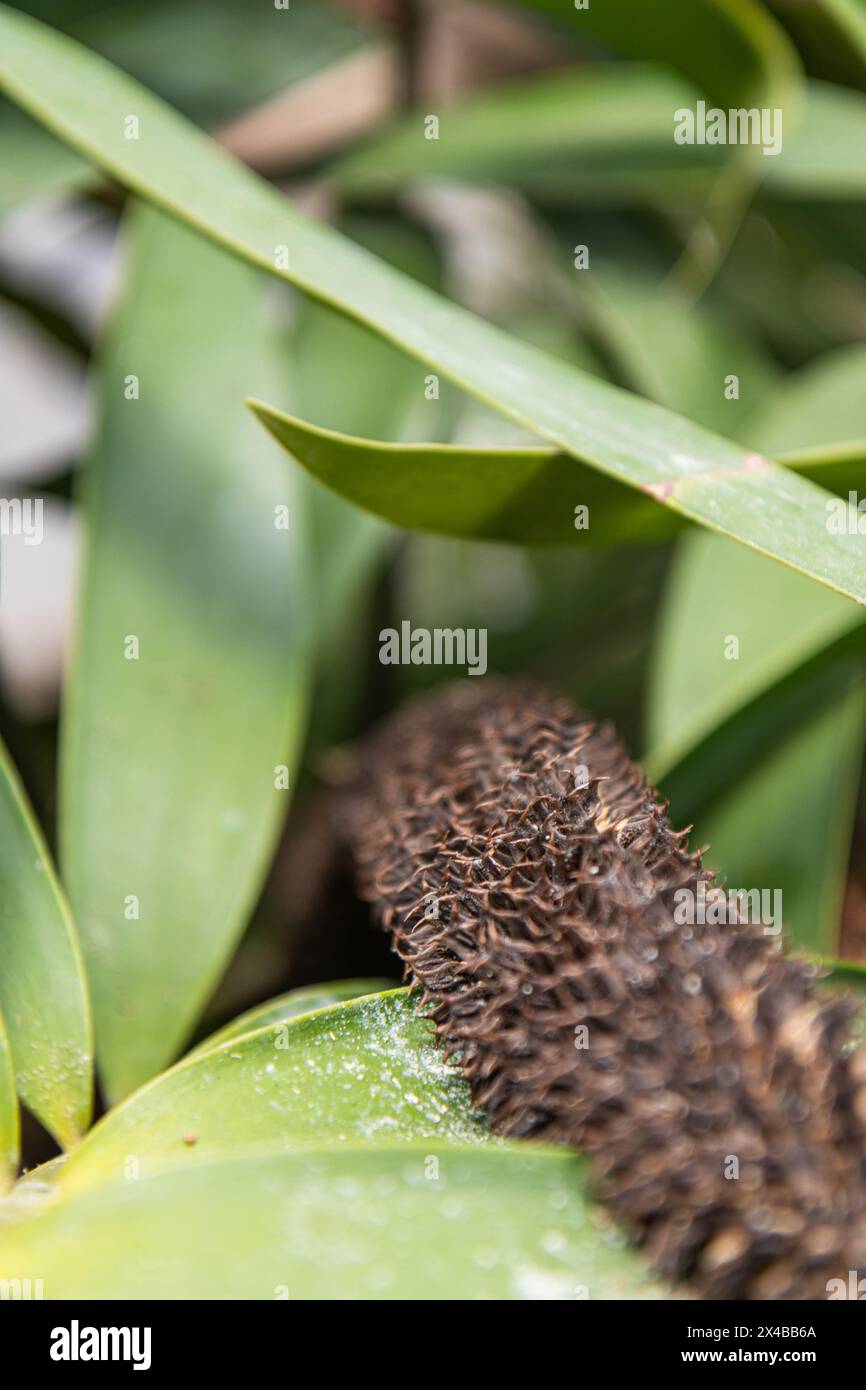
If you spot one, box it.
[339,679,866,1299]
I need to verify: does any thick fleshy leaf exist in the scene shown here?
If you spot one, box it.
[2,7,866,601]
[56,992,486,1195]
[189,979,395,1057]
[0,1007,18,1190]
[59,204,311,1101]
[1,1144,669,1300]
[0,738,91,1147]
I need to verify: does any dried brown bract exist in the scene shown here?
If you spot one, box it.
[339,679,866,1299]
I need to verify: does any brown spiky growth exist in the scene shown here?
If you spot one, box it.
[338,679,866,1299]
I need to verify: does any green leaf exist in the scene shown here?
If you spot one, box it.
[58,992,486,1195]
[740,344,866,454]
[768,80,866,199]
[691,665,865,954]
[189,979,395,1057]
[646,536,866,786]
[649,344,866,791]
[71,0,373,129]
[247,403,866,551]
[826,959,866,992]
[0,739,91,1148]
[2,5,865,601]
[59,203,312,1102]
[334,71,866,205]
[1,1144,669,1299]
[332,64,715,202]
[0,0,376,216]
[646,530,866,956]
[763,0,866,91]
[519,0,796,107]
[0,1007,19,1191]
[247,406,678,547]
[565,264,782,438]
[648,337,866,955]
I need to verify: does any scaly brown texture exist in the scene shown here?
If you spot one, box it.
[338,679,866,1299]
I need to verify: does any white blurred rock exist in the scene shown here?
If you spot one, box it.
[0,195,120,339]
[0,301,91,482]
[0,495,79,720]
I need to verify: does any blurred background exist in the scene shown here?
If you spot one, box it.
[3,0,866,1114]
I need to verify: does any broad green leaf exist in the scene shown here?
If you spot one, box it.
[649,340,866,955]
[2,6,866,601]
[1,1144,669,1299]
[189,979,395,1057]
[247,404,866,551]
[0,739,91,1148]
[648,345,866,786]
[58,992,485,1195]
[60,204,311,1102]
[0,1007,18,1190]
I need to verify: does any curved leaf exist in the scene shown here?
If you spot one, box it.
[0,738,91,1147]
[520,0,796,107]
[1,6,865,600]
[59,203,312,1101]
[248,402,866,550]
[57,992,487,1195]
[1,1144,669,1300]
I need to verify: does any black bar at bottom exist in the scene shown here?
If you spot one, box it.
[1,1295,861,1373]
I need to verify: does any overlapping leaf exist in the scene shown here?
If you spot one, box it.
[247,403,866,550]
[57,991,485,1194]
[1,1144,669,1299]
[1,5,866,600]
[0,987,669,1299]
